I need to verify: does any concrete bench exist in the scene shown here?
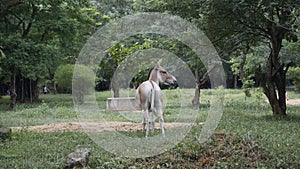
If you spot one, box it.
[106,97,140,111]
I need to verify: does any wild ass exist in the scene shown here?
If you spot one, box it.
[136,61,177,137]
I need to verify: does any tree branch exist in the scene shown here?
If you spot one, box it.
[199,64,218,86]
[284,61,293,74]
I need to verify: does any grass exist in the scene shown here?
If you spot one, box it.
[0,88,300,168]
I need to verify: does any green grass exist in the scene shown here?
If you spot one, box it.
[0,88,300,168]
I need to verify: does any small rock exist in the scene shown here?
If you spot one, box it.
[64,148,92,169]
[0,128,11,141]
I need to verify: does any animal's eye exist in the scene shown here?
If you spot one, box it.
[160,71,167,74]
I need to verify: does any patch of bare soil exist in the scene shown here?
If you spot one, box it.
[265,99,300,106]
[286,99,300,106]
[10,122,193,133]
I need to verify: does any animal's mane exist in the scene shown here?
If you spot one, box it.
[147,67,154,80]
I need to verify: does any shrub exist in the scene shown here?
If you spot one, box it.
[72,64,95,104]
[54,64,74,93]
[54,64,95,104]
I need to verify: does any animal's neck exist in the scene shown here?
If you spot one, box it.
[149,70,159,85]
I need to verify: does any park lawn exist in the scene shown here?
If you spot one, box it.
[0,89,299,168]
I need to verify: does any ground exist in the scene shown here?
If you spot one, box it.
[9,99,300,133]
[10,122,193,133]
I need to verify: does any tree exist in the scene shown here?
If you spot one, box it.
[205,0,300,115]
[0,0,98,108]
[133,0,211,107]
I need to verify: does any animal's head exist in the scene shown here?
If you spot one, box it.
[154,60,177,87]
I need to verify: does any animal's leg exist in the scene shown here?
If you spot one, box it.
[145,109,150,137]
[158,109,165,137]
[150,110,155,131]
[142,110,146,132]
[159,116,165,137]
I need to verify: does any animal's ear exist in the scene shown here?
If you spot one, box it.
[157,59,162,67]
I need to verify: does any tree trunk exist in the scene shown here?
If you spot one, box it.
[239,52,247,82]
[49,72,57,94]
[21,78,24,102]
[8,66,17,110]
[14,77,40,102]
[263,34,287,115]
[52,80,57,94]
[30,79,32,103]
[192,66,215,108]
[32,79,39,101]
[192,82,200,107]
[192,68,200,107]
[111,73,119,98]
[234,75,238,89]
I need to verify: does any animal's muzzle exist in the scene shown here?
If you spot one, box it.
[166,76,178,88]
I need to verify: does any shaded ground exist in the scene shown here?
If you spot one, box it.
[10,122,193,133]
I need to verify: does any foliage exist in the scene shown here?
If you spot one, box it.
[99,34,205,90]
[131,0,207,79]
[72,65,95,104]
[54,64,74,93]
[287,67,300,92]
[54,63,95,103]
[0,0,100,101]
[133,0,204,21]
[229,45,270,96]
[205,0,300,115]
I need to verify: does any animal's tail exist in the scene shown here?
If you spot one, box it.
[150,88,155,111]
[135,88,141,110]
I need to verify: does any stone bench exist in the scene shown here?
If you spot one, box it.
[106,97,140,111]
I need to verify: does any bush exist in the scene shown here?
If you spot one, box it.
[54,64,95,103]
[72,64,95,104]
[54,64,74,93]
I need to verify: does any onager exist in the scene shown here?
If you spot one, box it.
[136,61,177,137]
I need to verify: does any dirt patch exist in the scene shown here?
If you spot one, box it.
[10,122,193,133]
[10,99,300,133]
[286,99,300,106]
[265,99,300,106]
